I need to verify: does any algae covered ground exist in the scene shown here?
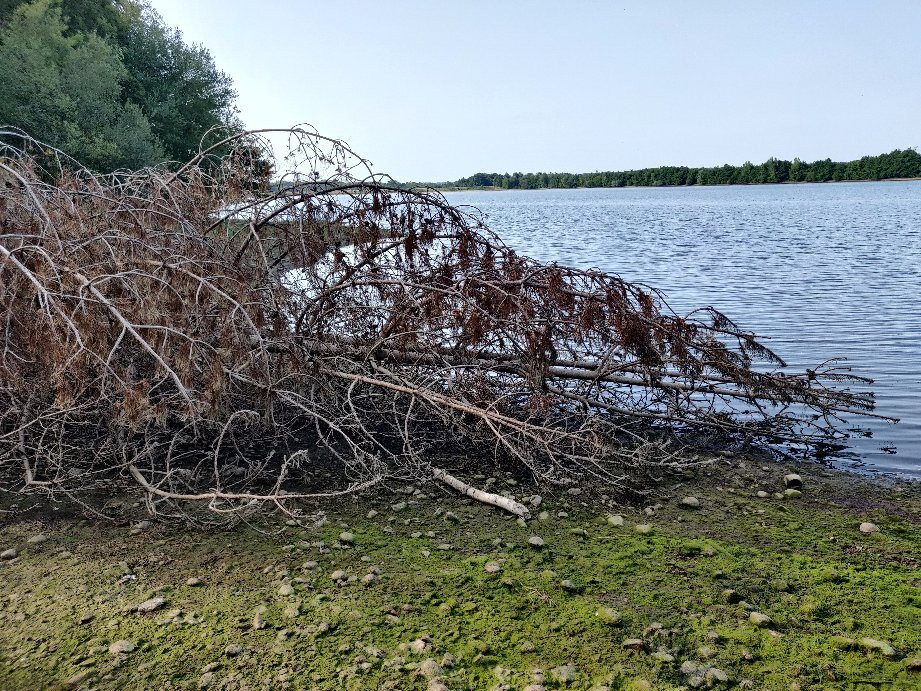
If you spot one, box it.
[1,459,919,690]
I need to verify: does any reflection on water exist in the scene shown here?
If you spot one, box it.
[444,181,921,477]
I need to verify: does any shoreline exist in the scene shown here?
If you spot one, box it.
[2,456,919,688]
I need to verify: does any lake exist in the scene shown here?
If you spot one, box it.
[443,182,921,478]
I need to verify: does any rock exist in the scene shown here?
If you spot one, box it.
[418,658,441,678]
[634,524,653,535]
[409,638,430,654]
[224,643,243,657]
[569,528,588,538]
[65,670,92,688]
[302,560,318,570]
[597,606,622,625]
[428,682,450,691]
[523,686,546,691]
[362,573,377,585]
[391,501,407,512]
[749,612,773,628]
[859,522,880,534]
[706,667,729,683]
[538,510,550,521]
[135,597,166,613]
[530,495,542,507]
[906,658,921,671]
[859,637,897,658]
[680,496,701,509]
[551,663,578,683]
[528,535,545,548]
[252,610,266,630]
[680,661,701,675]
[520,640,536,652]
[783,473,802,489]
[830,635,857,650]
[1,548,17,560]
[109,640,135,655]
[339,532,354,544]
[652,650,674,663]
[697,646,715,659]
[278,583,295,596]
[186,577,203,587]
[445,511,460,522]
[560,579,582,592]
[367,509,378,518]
[27,534,48,544]
[722,589,743,604]
[484,561,502,574]
[756,491,770,498]
[79,612,94,625]
[622,638,646,651]
[607,514,624,526]
[783,488,802,498]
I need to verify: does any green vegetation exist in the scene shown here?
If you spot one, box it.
[0,0,238,171]
[2,460,919,689]
[418,149,921,190]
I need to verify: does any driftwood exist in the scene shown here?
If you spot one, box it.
[0,126,884,519]
[433,468,531,519]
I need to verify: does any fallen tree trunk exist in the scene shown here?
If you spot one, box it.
[0,126,890,518]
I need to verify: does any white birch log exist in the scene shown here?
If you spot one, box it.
[432,467,531,520]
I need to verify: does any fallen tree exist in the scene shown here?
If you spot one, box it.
[0,127,884,519]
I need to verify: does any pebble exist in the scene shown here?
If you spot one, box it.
[484,561,502,574]
[783,488,802,498]
[1,549,17,560]
[225,644,243,657]
[528,536,545,548]
[530,495,542,507]
[79,612,94,625]
[198,672,214,688]
[722,589,742,604]
[419,658,441,678]
[428,682,450,691]
[597,606,622,626]
[27,534,48,544]
[607,514,624,526]
[109,640,135,655]
[706,668,729,683]
[135,597,166,613]
[520,640,536,652]
[652,650,675,663]
[680,496,701,509]
[783,473,803,489]
[362,573,377,585]
[186,577,203,587]
[551,664,578,683]
[339,532,354,544]
[278,583,295,596]
[749,612,773,628]
[906,658,921,671]
[330,570,346,581]
[538,511,550,521]
[391,502,407,512]
[859,637,897,658]
[252,611,265,630]
[560,579,581,592]
[302,561,318,570]
[756,491,770,498]
[859,522,880,534]
[634,524,653,535]
[622,638,646,651]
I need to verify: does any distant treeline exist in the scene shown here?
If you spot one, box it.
[416,148,921,190]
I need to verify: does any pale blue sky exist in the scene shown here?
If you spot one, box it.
[149,0,921,181]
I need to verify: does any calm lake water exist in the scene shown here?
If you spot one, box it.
[443,182,921,478]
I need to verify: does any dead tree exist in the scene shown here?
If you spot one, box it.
[0,127,884,519]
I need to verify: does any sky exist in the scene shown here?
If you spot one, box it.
[148,0,921,182]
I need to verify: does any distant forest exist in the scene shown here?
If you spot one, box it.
[416,148,921,190]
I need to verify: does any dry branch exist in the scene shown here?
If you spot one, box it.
[0,126,888,519]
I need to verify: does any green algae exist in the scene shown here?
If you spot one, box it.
[0,461,919,690]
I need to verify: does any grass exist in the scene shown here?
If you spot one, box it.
[1,458,919,690]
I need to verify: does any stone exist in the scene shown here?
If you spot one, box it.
[1,549,17,560]
[538,510,550,521]
[520,640,536,652]
[680,660,701,675]
[652,650,675,663]
[859,637,897,658]
[362,573,377,585]
[722,589,743,604]
[830,636,857,650]
[597,607,622,626]
[391,501,407,512]
[302,560,318,570]
[783,473,803,489]
[530,495,542,507]
[27,534,48,544]
[906,658,921,671]
[419,658,441,678]
[783,488,802,498]
[622,638,646,651]
[607,514,624,526]
[135,597,166,613]
[186,577,203,587]
[859,522,880,534]
[756,491,770,498]
[634,524,653,535]
[484,561,502,574]
[409,638,430,654]
[528,535,545,548]
[428,682,450,691]
[79,612,94,625]
[109,640,135,655]
[749,612,773,628]
[551,663,578,683]
[680,496,701,509]
[560,579,582,592]
[278,583,295,596]
[65,670,92,688]
[706,668,729,683]
[252,610,266,630]
[339,532,354,544]
[225,643,243,657]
